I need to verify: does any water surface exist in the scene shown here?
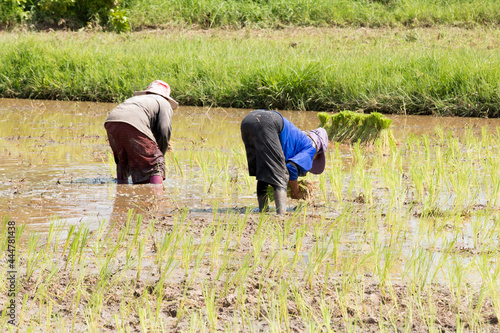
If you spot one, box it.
[2,98,500,235]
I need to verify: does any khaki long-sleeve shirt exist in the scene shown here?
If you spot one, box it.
[105,94,173,154]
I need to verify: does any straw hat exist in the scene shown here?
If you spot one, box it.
[134,80,179,110]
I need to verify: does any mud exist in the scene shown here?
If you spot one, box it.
[5,207,499,332]
[1,98,500,331]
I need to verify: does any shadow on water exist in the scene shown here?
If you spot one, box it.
[72,177,116,185]
[189,207,258,214]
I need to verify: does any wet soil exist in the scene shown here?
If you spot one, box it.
[1,98,500,331]
[4,204,499,332]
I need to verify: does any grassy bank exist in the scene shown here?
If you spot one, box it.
[127,0,500,30]
[1,27,500,117]
[2,0,500,30]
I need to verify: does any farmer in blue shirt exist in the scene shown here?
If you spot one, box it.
[241,110,329,214]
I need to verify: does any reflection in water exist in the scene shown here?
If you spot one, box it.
[109,184,165,225]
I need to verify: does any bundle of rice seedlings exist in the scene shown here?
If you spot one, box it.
[318,110,396,145]
[266,179,318,202]
[291,179,318,201]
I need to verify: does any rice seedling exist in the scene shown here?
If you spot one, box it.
[186,230,209,288]
[136,238,146,281]
[187,310,205,333]
[327,142,344,203]
[25,232,43,281]
[180,235,195,276]
[153,228,180,286]
[210,217,226,272]
[172,151,185,178]
[203,283,218,331]
[290,222,308,267]
[106,152,117,179]
[318,172,328,203]
[303,234,331,288]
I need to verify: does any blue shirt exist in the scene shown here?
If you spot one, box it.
[279,116,316,181]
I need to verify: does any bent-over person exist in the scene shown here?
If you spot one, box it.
[241,109,329,214]
[104,80,178,184]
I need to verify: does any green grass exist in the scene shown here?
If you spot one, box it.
[113,0,500,30]
[3,0,500,30]
[1,28,500,116]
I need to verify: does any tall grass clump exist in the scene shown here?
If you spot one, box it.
[3,0,500,30]
[1,29,500,116]
[318,110,396,145]
[124,0,500,29]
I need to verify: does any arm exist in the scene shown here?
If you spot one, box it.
[286,162,304,199]
[155,102,173,155]
[286,147,314,200]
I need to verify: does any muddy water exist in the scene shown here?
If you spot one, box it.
[2,98,500,236]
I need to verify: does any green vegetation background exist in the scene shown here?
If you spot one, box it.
[1,0,500,117]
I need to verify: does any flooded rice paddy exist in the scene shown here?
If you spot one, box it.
[2,98,500,232]
[2,98,500,331]
[2,97,500,262]
[2,98,500,246]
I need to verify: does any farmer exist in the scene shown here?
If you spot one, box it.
[240,109,329,214]
[104,80,178,185]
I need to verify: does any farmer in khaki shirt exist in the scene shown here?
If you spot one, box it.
[104,80,177,185]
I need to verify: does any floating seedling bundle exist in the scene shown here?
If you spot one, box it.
[318,111,396,145]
